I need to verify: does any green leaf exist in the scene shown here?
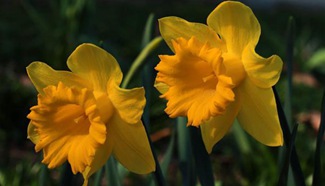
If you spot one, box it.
[159,129,176,183]
[59,162,74,185]
[140,13,157,130]
[283,16,295,186]
[306,49,325,70]
[278,124,299,186]
[189,127,214,186]
[177,117,196,186]
[284,16,295,129]
[273,87,306,186]
[105,157,121,186]
[312,89,325,186]
[92,167,103,186]
[177,117,190,162]
[233,120,251,154]
[39,164,48,186]
[147,124,174,186]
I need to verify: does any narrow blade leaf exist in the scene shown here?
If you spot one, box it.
[312,89,325,186]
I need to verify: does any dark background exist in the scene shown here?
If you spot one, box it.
[0,0,324,185]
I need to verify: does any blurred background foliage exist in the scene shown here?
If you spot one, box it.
[0,0,324,185]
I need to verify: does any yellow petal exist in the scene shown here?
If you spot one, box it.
[154,81,169,94]
[67,43,123,92]
[26,62,91,94]
[237,79,283,146]
[207,1,260,55]
[108,83,146,124]
[27,82,108,173]
[242,44,283,88]
[159,16,225,52]
[200,98,240,153]
[109,114,155,174]
[27,121,40,144]
[82,135,114,185]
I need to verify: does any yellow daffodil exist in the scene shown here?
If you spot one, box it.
[155,1,284,153]
[27,43,155,184]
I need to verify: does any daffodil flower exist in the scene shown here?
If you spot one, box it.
[155,1,284,153]
[27,43,155,184]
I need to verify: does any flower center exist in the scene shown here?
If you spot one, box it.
[155,37,235,126]
[222,53,246,86]
[74,113,87,124]
[202,73,216,83]
[27,82,111,173]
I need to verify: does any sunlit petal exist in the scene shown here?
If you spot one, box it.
[27,62,91,95]
[207,1,260,55]
[201,97,240,153]
[154,81,169,94]
[109,115,155,174]
[242,44,283,88]
[159,16,225,52]
[108,83,146,124]
[27,121,40,144]
[237,79,283,146]
[82,135,114,184]
[67,43,123,92]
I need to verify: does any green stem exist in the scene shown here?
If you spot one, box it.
[93,167,104,186]
[189,127,214,186]
[105,157,121,186]
[177,117,195,186]
[121,37,162,89]
[142,120,166,186]
[39,164,48,186]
